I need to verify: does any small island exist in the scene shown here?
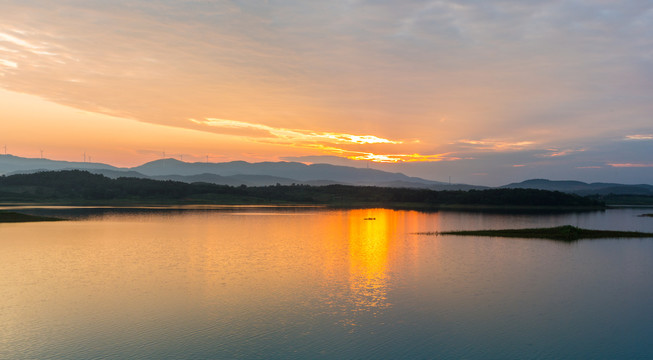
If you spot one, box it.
[0,211,64,223]
[417,225,653,241]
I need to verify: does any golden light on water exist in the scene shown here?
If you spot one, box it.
[310,208,432,327]
[346,209,395,317]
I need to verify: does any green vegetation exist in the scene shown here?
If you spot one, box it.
[418,225,653,241]
[0,211,64,223]
[0,170,605,209]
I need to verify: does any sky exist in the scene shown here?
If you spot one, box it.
[1,0,652,186]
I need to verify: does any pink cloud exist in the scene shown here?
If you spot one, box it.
[608,163,653,168]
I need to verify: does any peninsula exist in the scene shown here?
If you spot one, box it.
[419,225,653,242]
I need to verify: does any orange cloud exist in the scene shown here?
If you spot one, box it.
[457,139,535,151]
[347,153,454,163]
[296,144,454,164]
[191,118,401,145]
[189,118,453,163]
[0,31,37,49]
[539,148,585,157]
[0,58,17,68]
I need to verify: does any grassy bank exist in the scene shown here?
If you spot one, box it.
[416,225,653,241]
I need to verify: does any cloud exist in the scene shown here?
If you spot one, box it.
[539,148,586,157]
[1,0,652,184]
[191,117,453,163]
[1,0,652,138]
[0,31,38,49]
[456,139,535,151]
[608,163,653,168]
[280,155,361,166]
[625,134,653,140]
[346,152,456,163]
[191,118,401,145]
[0,58,17,68]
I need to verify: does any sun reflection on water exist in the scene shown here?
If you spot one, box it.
[337,209,397,326]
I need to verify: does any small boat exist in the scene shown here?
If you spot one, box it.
[363,217,376,220]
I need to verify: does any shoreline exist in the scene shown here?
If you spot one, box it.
[0,200,606,211]
[0,211,65,223]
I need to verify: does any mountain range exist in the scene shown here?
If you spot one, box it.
[0,155,478,190]
[2,155,652,195]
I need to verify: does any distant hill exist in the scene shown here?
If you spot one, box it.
[0,154,120,173]
[0,155,454,188]
[502,179,653,196]
[130,158,450,186]
[3,155,650,195]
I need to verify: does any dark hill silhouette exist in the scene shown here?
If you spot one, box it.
[502,179,653,195]
[0,170,604,208]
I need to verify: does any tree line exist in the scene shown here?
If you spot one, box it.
[0,170,604,207]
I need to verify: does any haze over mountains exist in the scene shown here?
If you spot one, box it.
[0,155,477,190]
[2,154,652,195]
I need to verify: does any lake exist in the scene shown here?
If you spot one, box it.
[2,206,653,359]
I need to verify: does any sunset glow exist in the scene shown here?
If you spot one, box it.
[191,118,402,145]
[347,153,453,163]
[4,2,653,356]
[1,1,652,185]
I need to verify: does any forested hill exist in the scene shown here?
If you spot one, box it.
[0,170,604,208]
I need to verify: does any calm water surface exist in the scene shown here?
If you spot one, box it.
[1,207,653,359]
